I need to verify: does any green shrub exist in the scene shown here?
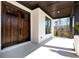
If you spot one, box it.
[74,22,79,32]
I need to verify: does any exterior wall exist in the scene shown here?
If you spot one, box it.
[38,8,53,43]
[31,8,53,43]
[74,35,79,56]
[31,9,39,43]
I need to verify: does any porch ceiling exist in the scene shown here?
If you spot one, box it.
[17,1,74,19]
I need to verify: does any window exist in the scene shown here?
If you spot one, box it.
[54,17,74,38]
[45,16,51,34]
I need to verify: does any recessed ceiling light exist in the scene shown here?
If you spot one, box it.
[57,11,60,13]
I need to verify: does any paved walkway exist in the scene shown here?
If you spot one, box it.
[25,37,79,59]
[0,37,79,58]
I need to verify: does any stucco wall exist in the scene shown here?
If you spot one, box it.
[38,8,53,43]
[31,9,39,43]
[31,8,53,43]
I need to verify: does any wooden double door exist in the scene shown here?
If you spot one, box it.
[1,2,30,49]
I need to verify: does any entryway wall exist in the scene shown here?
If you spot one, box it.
[0,1,53,51]
[31,8,54,43]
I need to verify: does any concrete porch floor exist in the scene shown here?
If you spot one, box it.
[0,37,79,58]
[25,37,79,59]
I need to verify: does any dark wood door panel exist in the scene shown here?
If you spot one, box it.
[23,14,30,41]
[1,2,30,49]
[18,18,24,42]
[11,16,18,44]
[25,20,30,39]
[2,14,11,47]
